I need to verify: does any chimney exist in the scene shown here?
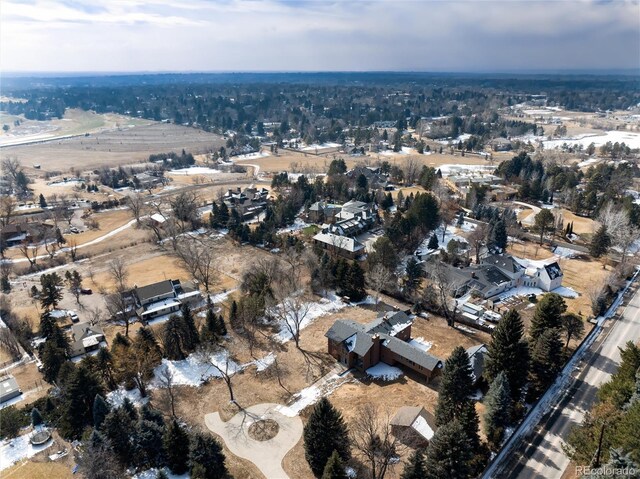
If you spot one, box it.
[471,272,477,279]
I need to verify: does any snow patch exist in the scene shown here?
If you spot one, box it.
[0,432,53,471]
[552,286,579,298]
[168,167,221,175]
[408,337,433,352]
[133,467,190,479]
[277,372,350,417]
[151,350,241,388]
[553,246,578,258]
[366,362,403,381]
[106,387,149,408]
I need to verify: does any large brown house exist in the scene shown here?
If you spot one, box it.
[325,311,443,382]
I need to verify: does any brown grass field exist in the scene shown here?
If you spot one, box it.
[0,121,225,173]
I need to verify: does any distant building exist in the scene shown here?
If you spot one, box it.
[223,186,269,220]
[132,279,202,321]
[307,201,342,224]
[313,231,365,260]
[0,222,54,247]
[325,312,443,382]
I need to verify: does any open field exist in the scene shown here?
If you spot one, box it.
[0,121,225,173]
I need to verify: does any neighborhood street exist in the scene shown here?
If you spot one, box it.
[506,282,640,478]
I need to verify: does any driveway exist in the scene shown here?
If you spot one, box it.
[205,403,303,479]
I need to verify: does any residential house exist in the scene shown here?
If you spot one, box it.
[223,186,269,220]
[132,279,202,321]
[307,201,342,223]
[325,311,443,382]
[313,231,365,260]
[69,322,106,358]
[390,406,436,445]
[346,165,389,190]
[0,375,22,404]
[0,222,54,247]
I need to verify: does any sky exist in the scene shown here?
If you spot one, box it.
[1,0,639,73]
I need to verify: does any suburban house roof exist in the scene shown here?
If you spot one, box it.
[313,232,365,253]
[382,335,443,371]
[390,406,436,441]
[482,254,523,274]
[367,311,413,336]
[544,262,563,280]
[134,280,176,303]
[444,264,512,296]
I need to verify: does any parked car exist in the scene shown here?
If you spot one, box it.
[69,312,79,323]
[80,288,93,295]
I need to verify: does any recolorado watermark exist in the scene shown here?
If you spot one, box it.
[576,465,638,476]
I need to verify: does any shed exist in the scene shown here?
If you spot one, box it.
[390,406,436,445]
[0,375,22,404]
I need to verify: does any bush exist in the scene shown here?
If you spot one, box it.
[0,406,29,439]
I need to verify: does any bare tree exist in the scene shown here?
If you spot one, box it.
[269,294,311,350]
[127,193,146,226]
[367,264,394,309]
[108,257,129,293]
[0,328,22,361]
[170,191,199,232]
[614,225,640,266]
[351,404,403,479]
[197,342,238,404]
[0,196,16,227]
[468,223,487,264]
[157,365,177,418]
[403,157,420,186]
[174,237,219,292]
[18,238,39,269]
[426,259,461,327]
[598,202,628,239]
[67,238,79,262]
[104,292,135,337]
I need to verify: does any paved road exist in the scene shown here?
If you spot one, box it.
[508,284,640,478]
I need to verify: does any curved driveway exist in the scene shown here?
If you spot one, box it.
[205,403,303,479]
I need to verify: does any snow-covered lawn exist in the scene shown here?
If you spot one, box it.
[366,362,403,381]
[251,352,276,372]
[151,350,242,388]
[552,286,579,298]
[233,151,271,160]
[277,217,312,234]
[106,387,149,408]
[416,224,467,255]
[553,246,579,258]
[276,372,351,417]
[300,142,341,151]
[437,164,496,177]
[133,468,189,479]
[543,130,640,150]
[168,166,222,175]
[0,432,53,471]
[272,293,348,343]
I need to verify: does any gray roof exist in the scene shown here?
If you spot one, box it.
[390,406,429,427]
[466,344,488,382]
[382,335,443,372]
[544,262,563,280]
[325,320,373,356]
[482,254,523,274]
[367,311,412,336]
[0,375,21,402]
[135,280,176,302]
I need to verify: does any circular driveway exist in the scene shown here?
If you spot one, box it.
[205,403,303,479]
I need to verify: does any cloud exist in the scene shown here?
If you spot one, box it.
[1,0,638,72]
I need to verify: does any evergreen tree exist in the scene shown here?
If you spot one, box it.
[530,293,567,339]
[164,419,190,474]
[229,300,238,327]
[40,273,64,310]
[39,193,47,208]
[133,419,165,468]
[180,303,200,351]
[483,372,512,448]
[303,398,351,477]
[31,407,43,427]
[424,419,473,479]
[103,408,134,464]
[201,307,219,343]
[189,431,227,479]
[590,225,611,259]
[121,397,139,422]
[215,314,227,336]
[428,234,439,250]
[401,449,427,479]
[404,257,422,295]
[41,340,67,383]
[528,328,564,401]
[485,309,529,402]
[457,211,465,227]
[435,347,474,426]
[59,364,104,438]
[93,394,110,430]
[163,315,186,360]
[491,219,508,251]
[346,262,366,302]
[321,450,348,479]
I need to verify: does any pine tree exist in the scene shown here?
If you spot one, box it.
[530,293,567,339]
[483,372,512,448]
[133,419,165,468]
[428,234,439,250]
[485,309,529,402]
[346,262,366,302]
[435,346,474,427]
[39,193,47,208]
[180,303,200,351]
[590,224,611,259]
[31,407,43,427]
[103,407,134,464]
[401,449,427,479]
[321,450,347,479]
[215,314,227,336]
[163,315,186,360]
[164,419,190,474]
[41,341,67,383]
[93,394,110,430]
[40,272,64,310]
[121,397,139,422]
[457,211,465,227]
[201,307,219,343]
[303,398,351,477]
[59,364,104,438]
[424,419,473,479]
[189,431,227,479]
[528,328,564,401]
[491,219,507,251]
[229,300,238,327]
[404,257,422,295]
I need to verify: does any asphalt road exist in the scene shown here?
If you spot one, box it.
[507,284,640,478]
